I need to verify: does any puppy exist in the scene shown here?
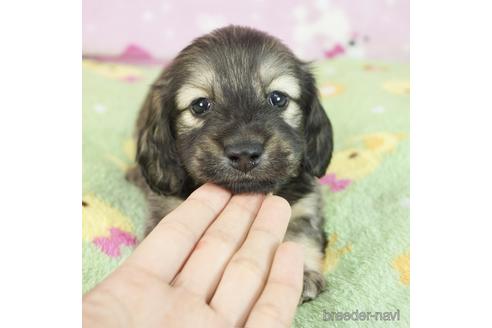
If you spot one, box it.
[127,26,333,302]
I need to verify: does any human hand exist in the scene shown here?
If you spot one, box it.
[83,183,304,327]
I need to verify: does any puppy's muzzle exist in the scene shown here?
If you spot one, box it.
[224,142,264,173]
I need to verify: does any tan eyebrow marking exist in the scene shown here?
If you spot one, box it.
[176,85,208,110]
[267,75,301,99]
[175,63,216,110]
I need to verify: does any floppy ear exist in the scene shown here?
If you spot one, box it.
[135,82,186,195]
[303,92,334,177]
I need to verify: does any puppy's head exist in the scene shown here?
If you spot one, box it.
[137,26,333,195]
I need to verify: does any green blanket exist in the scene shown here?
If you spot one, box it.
[82,58,409,327]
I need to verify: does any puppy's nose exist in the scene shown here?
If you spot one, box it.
[224,142,264,173]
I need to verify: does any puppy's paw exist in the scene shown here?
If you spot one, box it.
[300,270,326,303]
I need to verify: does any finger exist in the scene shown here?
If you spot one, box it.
[210,195,291,327]
[172,193,265,300]
[125,183,231,282]
[245,242,304,328]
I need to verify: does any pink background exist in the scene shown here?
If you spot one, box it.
[83,0,409,62]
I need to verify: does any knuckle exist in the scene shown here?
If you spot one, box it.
[269,279,302,298]
[250,226,280,244]
[186,197,217,216]
[230,255,264,277]
[202,228,237,248]
[162,220,197,241]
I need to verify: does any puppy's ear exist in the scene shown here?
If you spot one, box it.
[303,81,334,177]
[136,81,186,195]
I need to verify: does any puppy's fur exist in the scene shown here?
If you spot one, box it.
[127,26,333,302]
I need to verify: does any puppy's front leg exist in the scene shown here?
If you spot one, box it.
[284,191,327,303]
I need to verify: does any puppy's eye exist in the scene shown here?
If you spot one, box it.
[268,91,289,108]
[190,98,212,115]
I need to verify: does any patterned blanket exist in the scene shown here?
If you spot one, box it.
[82,58,409,327]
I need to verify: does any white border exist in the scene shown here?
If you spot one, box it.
[1,0,492,326]
[0,0,81,326]
[412,0,492,326]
